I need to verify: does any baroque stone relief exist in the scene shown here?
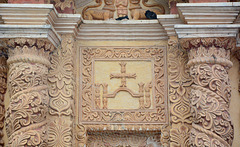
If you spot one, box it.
[180,38,235,147]
[82,0,165,20]
[76,46,169,146]
[168,38,192,147]
[79,47,168,125]
[48,34,75,146]
[4,38,54,146]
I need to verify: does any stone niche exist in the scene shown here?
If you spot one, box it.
[77,46,169,146]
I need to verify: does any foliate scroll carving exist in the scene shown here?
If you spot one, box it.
[79,47,168,125]
[48,34,75,146]
[168,39,192,147]
[180,38,235,146]
[4,38,54,146]
[0,46,7,146]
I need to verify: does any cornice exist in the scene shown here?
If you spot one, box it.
[0,25,60,48]
[177,2,240,25]
[175,24,240,39]
[77,20,168,41]
[0,4,81,45]
[157,14,183,37]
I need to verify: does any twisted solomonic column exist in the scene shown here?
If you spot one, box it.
[180,37,235,147]
[4,38,55,146]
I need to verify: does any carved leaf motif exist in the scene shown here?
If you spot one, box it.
[168,39,192,147]
[48,35,74,146]
[48,119,72,147]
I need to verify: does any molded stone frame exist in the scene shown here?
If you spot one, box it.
[77,46,169,129]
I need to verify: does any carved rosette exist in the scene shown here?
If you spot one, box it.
[4,38,54,146]
[0,45,7,146]
[180,38,235,146]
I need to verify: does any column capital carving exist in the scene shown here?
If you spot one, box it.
[179,37,236,51]
[179,37,236,68]
[2,38,55,67]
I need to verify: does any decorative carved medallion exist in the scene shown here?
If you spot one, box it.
[79,47,168,127]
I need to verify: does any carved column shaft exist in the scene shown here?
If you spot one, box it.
[4,38,54,146]
[180,37,235,147]
[0,46,7,146]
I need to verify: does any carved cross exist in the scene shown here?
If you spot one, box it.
[110,62,136,87]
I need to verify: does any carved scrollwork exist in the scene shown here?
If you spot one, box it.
[168,39,192,147]
[80,47,168,124]
[48,34,75,146]
[4,38,54,146]
[180,37,235,146]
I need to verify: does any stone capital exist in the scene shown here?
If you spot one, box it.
[3,38,55,67]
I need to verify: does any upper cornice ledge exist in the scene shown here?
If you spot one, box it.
[175,24,240,39]
[177,2,240,25]
[0,4,81,47]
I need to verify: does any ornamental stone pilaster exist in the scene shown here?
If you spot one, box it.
[3,38,55,146]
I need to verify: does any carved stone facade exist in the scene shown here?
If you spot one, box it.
[1,2,240,147]
[4,38,54,146]
[180,38,235,147]
[75,46,169,146]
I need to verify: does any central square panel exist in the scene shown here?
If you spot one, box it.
[79,47,168,126]
[94,60,153,110]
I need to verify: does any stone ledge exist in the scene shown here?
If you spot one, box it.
[175,24,240,39]
[0,25,61,47]
[0,4,81,35]
[177,2,240,25]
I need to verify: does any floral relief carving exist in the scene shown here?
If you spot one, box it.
[168,39,192,147]
[4,38,54,146]
[79,47,168,124]
[180,37,235,147]
[0,46,7,146]
[48,34,75,146]
[48,119,72,147]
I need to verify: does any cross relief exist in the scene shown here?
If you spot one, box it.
[110,62,136,87]
[94,62,152,110]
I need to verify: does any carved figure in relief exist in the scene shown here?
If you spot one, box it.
[116,0,128,17]
[129,0,165,20]
[83,0,115,20]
